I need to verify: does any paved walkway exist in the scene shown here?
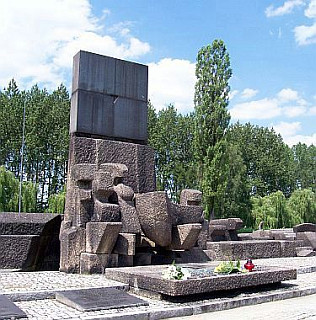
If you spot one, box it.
[171,293,316,320]
[1,256,316,319]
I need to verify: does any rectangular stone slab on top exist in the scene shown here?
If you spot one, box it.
[105,263,297,297]
[70,50,148,143]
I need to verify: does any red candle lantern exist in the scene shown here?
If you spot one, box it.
[244,259,255,271]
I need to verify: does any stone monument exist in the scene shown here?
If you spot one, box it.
[60,51,204,274]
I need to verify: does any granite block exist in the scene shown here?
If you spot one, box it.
[105,263,297,297]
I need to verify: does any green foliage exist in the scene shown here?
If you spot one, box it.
[0,80,70,211]
[251,191,290,229]
[0,166,36,212]
[46,188,66,214]
[227,123,295,197]
[287,189,316,225]
[292,143,316,192]
[213,260,243,274]
[148,102,196,201]
[194,39,232,218]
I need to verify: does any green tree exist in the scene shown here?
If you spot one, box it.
[292,143,316,192]
[46,189,66,214]
[0,80,70,211]
[228,123,295,197]
[251,191,289,229]
[217,140,252,226]
[0,166,36,212]
[148,103,196,201]
[287,189,316,225]
[194,39,232,218]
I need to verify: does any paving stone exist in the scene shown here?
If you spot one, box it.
[55,288,148,311]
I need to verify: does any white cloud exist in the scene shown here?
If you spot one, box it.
[294,23,316,45]
[229,90,239,100]
[294,0,316,45]
[272,121,302,137]
[241,88,258,99]
[285,133,316,145]
[277,88,299,102]
[272,121,316,146]
[230,87,309,120]
[230,98,281,120]
[305,0,316,17]
[0,0,150,89]
[148,58,196,114]
[309,106,316,114]
[265,0,305,17]
[283,105,307,117]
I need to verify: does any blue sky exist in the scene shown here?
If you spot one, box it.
[0,0,315,145]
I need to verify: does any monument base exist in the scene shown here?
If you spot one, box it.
[105,262,297,298]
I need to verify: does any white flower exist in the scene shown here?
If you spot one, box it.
[162,263,191,280]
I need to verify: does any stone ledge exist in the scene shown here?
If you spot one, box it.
[105,263,297,297]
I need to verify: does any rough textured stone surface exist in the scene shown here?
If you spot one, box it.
[296,232,316,250]
[96,139,156,193]
[168,224,202,250]
[0,213,61,271]
[210,218,243,231]
[59,226,86,273]
[180,189,202,206]
[80,253,118,274]
[208,224,228,242]
[0,235,40,269]
[70,51,148,143]
[86,222,122,254]
[197,219,209,249]
[135,191,172,247]
[293,223,316,233]
[171,204,204,225]
[55,287,148,311]
[208,218,243,242]
[60,159,135,272]
[105,263,297,297]
[113,183,142,233]
[113,233,136,256]
[0,212,61,235]
[205,240,296,260]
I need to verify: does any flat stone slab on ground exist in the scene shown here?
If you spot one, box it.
[55,287,148,311]
[105,262,297,297]
[0,294,27,319]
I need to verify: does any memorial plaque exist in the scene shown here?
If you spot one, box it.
[55,287,148,311]
[0,295,27,319]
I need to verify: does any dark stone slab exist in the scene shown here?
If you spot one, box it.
[105,263,297,297]
[70,51,148,143]
[293,223,316,233]
[55,287,148,311]
[0,212,61,235]
[0,295,27,319]
[0,213,61,271]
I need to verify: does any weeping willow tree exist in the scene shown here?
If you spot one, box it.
[0,166,37,212]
